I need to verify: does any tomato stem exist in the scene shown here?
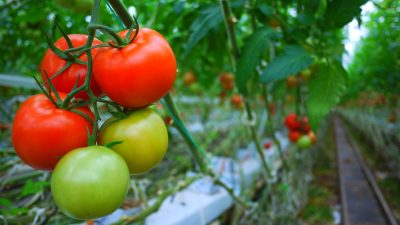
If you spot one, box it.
[88,24,125,47]
[219,0,272,178]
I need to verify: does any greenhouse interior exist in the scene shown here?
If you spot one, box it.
[0,0,399,224]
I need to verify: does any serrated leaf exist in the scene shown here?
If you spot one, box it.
[320,0,368,30]
[184,5,223,56]
[236,27,275,95]
[307,61,348,128]
[261,45,313,83]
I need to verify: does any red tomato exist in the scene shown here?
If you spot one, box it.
[93,28,177,108]
[288,130,301,143]
[12,93,94,170]
[264,142,272,149]
[40,34,103,99]
[285,113,301,130]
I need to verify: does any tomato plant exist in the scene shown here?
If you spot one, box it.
[99,107,168,174]
[93,28,176,108]
[51,146,130,219]
[40,34,103,99]
[12,93,94,170]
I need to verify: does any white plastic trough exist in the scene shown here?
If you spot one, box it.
[91,133,289,225]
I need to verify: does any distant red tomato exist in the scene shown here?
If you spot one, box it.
[285,113,301,130]
[264,142,272,149]
[288,130,301,143]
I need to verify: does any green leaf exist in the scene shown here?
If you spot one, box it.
[320,0,368,30]
[236,27,275,95]
[261,45,313,83]
[307,61,348,128]
[184,5,223,56]
[20,180,49,197]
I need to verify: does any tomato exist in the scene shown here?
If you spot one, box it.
[231,94,244,109]
[222,82,234,91]
[189,83,203,94]
[288,130,301,143]
[183,71,196,86]
[297,135,312,149]
[285,113,301,130]
[99,107,168,174]
[12,94,93,170]
[51,146,130,219]
[308,131,317,144]
[219,72,234,83]
[219,72,235,91]
[40,35,103,99]
[264,142,272,149]
[286,76,298,88]
[93,28,176,108]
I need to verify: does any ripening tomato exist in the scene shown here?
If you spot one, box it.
[286,76,298,88]
[308,131,317,144]
[99,107,168,174]
[219,72,234,83]
[285,113,301,130]
[12,93,94,170]
[93,28,177,108]
[231,94,244,109]
[51,146,130,219]
[297,135,312,149]
[183,71,196,86]
[40,34,103,99]
[288,130,301,143]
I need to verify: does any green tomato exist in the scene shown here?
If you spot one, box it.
[297,135,312,149]
[99,107,168,174]
[51,146,130,220]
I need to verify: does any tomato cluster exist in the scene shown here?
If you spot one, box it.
[12,28,175,219]
[284,113,316,149]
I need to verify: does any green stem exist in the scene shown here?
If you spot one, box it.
[262,86,289,171]
[107,0,134,27]
[244,100,272,177]
[88,24,125,46]
[220,0,272,177]
[296,81,301,115]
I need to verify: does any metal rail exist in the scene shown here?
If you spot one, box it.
[334,116,398,225]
